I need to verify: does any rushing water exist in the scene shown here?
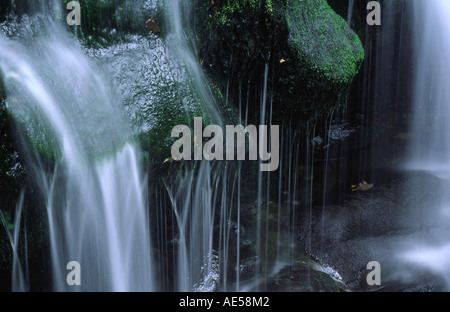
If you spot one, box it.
[399,0,450,284]
[160,0,226,292]
[158,0,306,292]
[347,0,355,26]
[0,14,154,291]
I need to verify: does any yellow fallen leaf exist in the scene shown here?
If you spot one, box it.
[280,58,286,64]
[352,181,374,192]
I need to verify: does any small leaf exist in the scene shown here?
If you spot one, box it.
[146,18,161,34]
[164,157,174,164]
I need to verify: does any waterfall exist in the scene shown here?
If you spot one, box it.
[0,15,154,291]
[401,0,450,286]
[161,0,228,291]
[0,192,28,291]
[165,0,222,126]
[0,0,338,292]
[409,0,450,167]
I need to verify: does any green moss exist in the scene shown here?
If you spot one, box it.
[212,0,262,27]
[196,0,281,86]
[265,0,274,15]
[137,71,239,166]
[286,0,364,86]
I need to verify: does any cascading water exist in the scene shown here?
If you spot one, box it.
[0,192,27,291]
[165,0,222,126]
[347,0,355,26]
[409,0,450,166]
[160,0,229,292]
[0,12,154,291]
[0,0,347,293]
[161,1,307,289]
[400,0,450,287]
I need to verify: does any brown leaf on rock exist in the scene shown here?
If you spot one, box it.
[351,181,374,192]
[146,18,160,34]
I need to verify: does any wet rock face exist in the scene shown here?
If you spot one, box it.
[1,0,162,47]
[0,85,24,212]
[0,2,10,23]
[0,79,25,219]
[195,0,364,123]
[0,90,20,291]
[300,170,450,291]
[0,96,51,292]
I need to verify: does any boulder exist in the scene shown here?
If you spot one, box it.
[195,0,364,122]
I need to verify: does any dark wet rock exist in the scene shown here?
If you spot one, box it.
[265,264,342,292]
[300,170,450,291]
[0,69,54,292]
[0,84,22,291]
[86,34,237,163]
[238,257,346,292]
[237,256,260,282]
[0,227,12,291]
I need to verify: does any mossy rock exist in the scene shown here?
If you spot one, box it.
[285,0,364,116]
[88,32,239,167]
[195,0,364,123]
[286,0,364,89]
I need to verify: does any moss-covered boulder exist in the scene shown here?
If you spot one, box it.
[86,32,238,167]
[195,0,364,123]
[285,0,364,115]
[287,0,364,89]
